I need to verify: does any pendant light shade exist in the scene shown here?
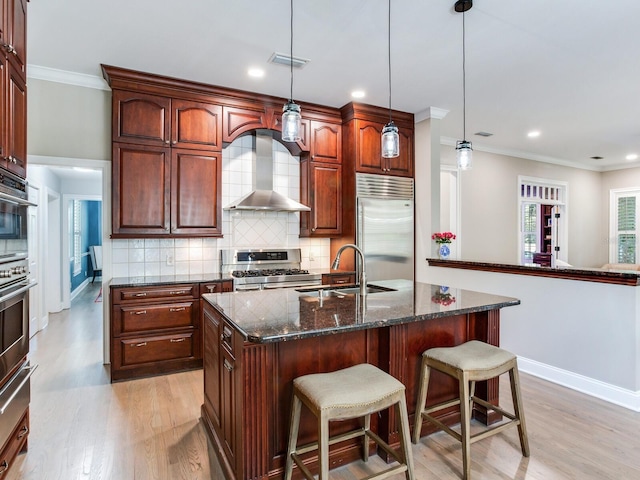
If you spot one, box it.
[381,0,400,159]
[282,0,301,142]
[282,102,301,142]
[382,121,400,158]
[455,0,472,170]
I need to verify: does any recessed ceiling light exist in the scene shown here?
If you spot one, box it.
[248,68,265,78]
[351,90,366,99]
[626,153,638,161]
[527,131,541,138]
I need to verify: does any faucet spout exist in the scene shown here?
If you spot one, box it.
[331,243,367,296]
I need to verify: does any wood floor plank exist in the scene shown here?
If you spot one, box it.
[5,282,640,479]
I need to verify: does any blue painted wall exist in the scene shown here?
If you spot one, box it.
[70,200,102,292]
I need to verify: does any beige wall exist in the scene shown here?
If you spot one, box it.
[438,145,605,268]
[27,79,111,160]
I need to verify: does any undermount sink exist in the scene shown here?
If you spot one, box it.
[296,284,396,297]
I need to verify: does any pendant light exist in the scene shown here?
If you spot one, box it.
[455,0,473,170]
[381,0,399,158]
[282,0,301,142]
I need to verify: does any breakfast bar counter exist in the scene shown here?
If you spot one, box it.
[200,280,520,480]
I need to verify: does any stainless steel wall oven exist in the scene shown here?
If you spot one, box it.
[0,169,36,467]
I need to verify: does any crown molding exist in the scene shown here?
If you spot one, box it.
[27,64,109,91]
[415,106,449,122]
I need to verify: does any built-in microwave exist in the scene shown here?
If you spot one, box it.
[0,169,29,258]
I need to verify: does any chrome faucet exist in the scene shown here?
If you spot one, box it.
[331,243,367,296]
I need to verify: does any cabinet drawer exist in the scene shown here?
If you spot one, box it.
[0,410,28,479]
[112,285,197,304]
[115,302,195,335]
[119,333,196,367]
[200,280,233,295]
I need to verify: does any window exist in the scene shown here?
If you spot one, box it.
[518,176,567,265]
[72,200,82,275]
[611,190,640,264]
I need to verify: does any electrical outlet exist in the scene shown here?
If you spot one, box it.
[309,251,315,262]
[166,253,174,266]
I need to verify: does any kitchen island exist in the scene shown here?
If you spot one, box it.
[201,280,520,480]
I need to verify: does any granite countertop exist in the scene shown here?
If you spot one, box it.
[110,273,234,288]
[202,279,520,343]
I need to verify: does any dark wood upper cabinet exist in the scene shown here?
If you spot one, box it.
[113,90,171,146]
[112,143,171,236]
[310,120,341,164]
[170,149,222,236]
[4,0,27,81]
[354,119,413,177]
[300,160,342,237]
[171,99,222,150]
[222,105,267,143]
[6,62,26,177]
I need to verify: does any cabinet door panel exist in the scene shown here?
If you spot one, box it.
[222,106,267,143]
[113,91,171,146]
[203,307,222,429]
[310,162,341,235]
[356,120,383,173]
[5,0,27,79]
[310,121,341,163]
[170,149,222,236]
[172,99,222,150]
[386,129,414,177]
[6,63,26,177]
[0,55,6,169]
[112,144,170,235]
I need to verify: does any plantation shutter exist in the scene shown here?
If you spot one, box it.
[617,196,637,263]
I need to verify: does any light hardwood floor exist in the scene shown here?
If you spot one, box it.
[6,283,640,479]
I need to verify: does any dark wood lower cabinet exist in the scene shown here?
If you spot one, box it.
[201,301,502,480]
[0,409,28,478]
[109,280,232,382]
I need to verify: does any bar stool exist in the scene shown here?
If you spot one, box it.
[412,340,530,480]
[284,363,415,480]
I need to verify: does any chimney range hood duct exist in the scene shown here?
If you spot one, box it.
[224,130,311,212]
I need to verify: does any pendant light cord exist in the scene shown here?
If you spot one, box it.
[289,0,294,103]
[462,8,466,141]
[387,0,392,123]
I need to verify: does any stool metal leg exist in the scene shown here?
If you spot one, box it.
[319,413,330,480]
[459,371,472,480]
[509,366,530,457]
[285,395,302,480]
[412,357,431,444]
[396,395,416,480]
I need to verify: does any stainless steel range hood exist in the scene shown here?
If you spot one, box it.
[224,130,310,212]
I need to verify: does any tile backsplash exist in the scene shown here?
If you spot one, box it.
[111,134,331,278]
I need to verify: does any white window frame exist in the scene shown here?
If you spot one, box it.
[517,176,568,265]
[609,188,640,264]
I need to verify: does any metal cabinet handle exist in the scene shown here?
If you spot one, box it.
[335,279,348,284]
[223,359,234,371]
[133,310,147,315]
[170,338,186,343]
[169,290,188,295]
[133,342,147,347]
[134,292,147,297]
[169,307,186,312]
[17,425,28,440]
[0,364,38,415]
[0,460,9,474]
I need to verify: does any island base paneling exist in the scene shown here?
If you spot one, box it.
[201,301,503,480]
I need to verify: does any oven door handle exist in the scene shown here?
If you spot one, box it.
[0,191,37,207]
[0,364,38,415]
[0,280,37,304]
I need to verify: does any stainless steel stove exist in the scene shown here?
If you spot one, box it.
[220,248,322,291]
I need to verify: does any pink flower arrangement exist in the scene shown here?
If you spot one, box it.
[432,232,456,244]
[431,290,456,306]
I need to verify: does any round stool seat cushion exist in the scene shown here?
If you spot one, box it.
[294,363,404,413]
[424,340,515,371]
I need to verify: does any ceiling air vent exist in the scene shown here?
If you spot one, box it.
[474,131,493,137]
[268,52,310,69]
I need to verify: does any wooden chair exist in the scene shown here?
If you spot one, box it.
[89,245,102,283]
[285,363,415,480]
[413,340,530,480]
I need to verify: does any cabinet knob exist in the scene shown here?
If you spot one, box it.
[311,227,316,232]
[172,140,177,145]
[165,140,170,144]
[0,460,8,474]
[17,425,28,439]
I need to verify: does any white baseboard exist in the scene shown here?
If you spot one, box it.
[518,356,640,412]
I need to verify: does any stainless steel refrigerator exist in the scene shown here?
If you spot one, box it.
[356,173,414,282]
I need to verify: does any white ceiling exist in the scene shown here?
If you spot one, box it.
[27,0,640,171]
